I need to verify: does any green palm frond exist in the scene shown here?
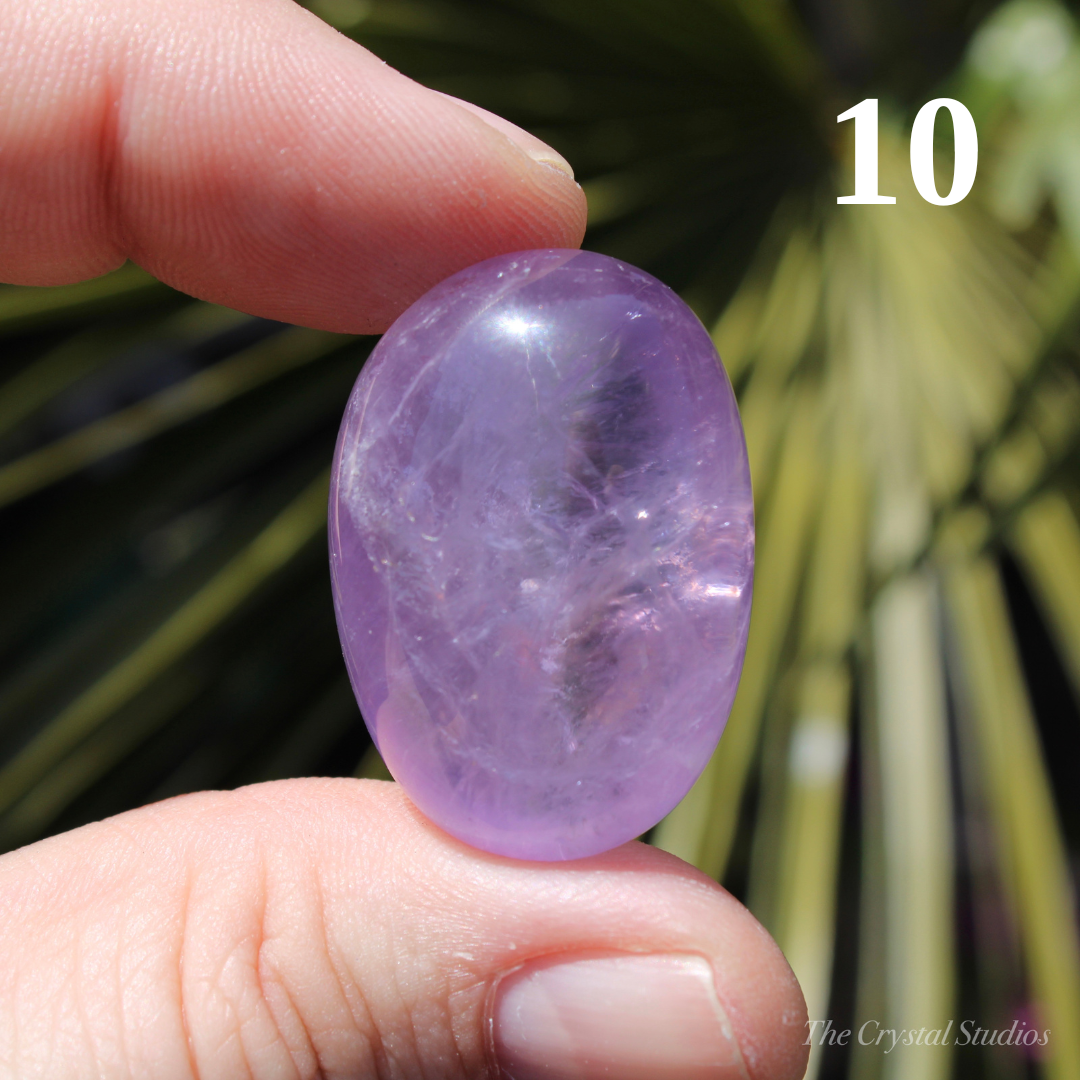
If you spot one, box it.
[0,288,372,841]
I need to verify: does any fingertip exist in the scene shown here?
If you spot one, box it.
[126,48,589,332]
[614,846,810,1080]
[0,777,808,1080]
[717,920,809,1080]
[435,91,579,181]
[0,0,588,330]
[275,780,809,1079]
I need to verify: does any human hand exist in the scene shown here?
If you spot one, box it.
[0,2,808,1077]
[1,781,807,1079]
[0,0,585,333]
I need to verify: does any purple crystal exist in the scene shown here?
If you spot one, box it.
[329,250,753,860]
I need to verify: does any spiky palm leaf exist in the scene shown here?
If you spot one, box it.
[2,2,1079,1078]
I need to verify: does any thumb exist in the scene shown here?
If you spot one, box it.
[0,0,586,332]
[0,779,809,1080]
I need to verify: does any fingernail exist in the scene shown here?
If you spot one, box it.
[437,92,577,180]
[493,953,749,1080]
[520,148,576,179]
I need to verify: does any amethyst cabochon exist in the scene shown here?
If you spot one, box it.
[329,249,753,860]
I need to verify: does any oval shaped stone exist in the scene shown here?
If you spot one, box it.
[330,249,754,860]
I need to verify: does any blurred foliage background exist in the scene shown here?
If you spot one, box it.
[2,0,1080,1076]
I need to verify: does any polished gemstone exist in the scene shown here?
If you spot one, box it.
[329,250,753,860]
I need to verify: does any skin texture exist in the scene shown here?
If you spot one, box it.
[0,780,808,1079]
[0,0,586,331]
[0,1,808,1075]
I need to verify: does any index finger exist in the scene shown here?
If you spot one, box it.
[0,0,587,332]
